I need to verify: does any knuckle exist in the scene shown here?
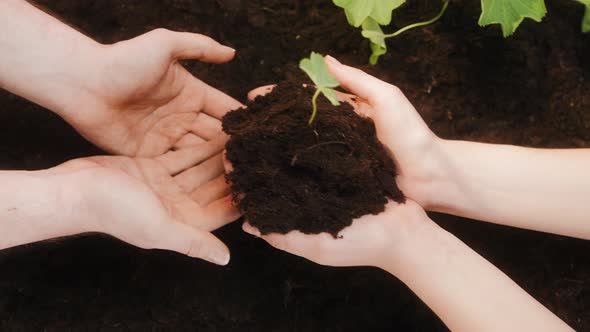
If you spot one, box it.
[188,238,207,258]
[193,33,216,45]
[388,84,404,98]
[151,28,171,36]
[190,47,205,59]
[350,66,367,78]
[374,85,402,106]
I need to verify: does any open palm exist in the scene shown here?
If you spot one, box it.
[62,136,239,265]
[65,29,242,157]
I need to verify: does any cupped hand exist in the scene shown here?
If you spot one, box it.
[64,28,243,157]
[56,136,239,265]
[242,200,432,270]
[322,56,449,210]
[247,56,447,209]
[231,57,447,268]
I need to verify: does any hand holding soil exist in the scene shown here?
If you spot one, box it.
[223,80,405,237]
[225,57,576,332]
[223,55,447,240]
[322,56,449,211]
[224,57,437,267]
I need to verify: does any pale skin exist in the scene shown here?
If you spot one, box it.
[237,56,583,331]
[0,0,242,156]
[0,137,238,265]
[0,0,586,329]
[0,0,243,264]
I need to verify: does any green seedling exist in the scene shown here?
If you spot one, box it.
[299,52,340,125]
[334,0,449,64]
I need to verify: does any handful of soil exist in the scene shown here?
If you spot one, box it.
[222,83,405,237]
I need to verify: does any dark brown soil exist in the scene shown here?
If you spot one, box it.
[1,1,589,331]
[223,83,405,237]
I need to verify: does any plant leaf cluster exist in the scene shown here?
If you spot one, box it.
[479,0,589,36]
[334,0,448,65]
[333,0,404,64]
[334,0,588,62]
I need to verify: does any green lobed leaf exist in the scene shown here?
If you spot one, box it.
[478,0,547,37]
[361,18,387,65]
[299,52,340,106]
[577,0,590,33]
[333,0,405,27]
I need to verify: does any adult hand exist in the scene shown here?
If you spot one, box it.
[2,2,242,156]
[65,29,242,156]
[54,136,239,265]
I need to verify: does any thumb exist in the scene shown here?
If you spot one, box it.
[324,55,430,142]
[152,220,231,265]
[324,55,395,106]
[152,29,236,63]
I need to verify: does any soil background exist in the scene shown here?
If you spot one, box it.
[1,0,589,331]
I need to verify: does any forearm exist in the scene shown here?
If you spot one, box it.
[0,169,80,250]
[382,221,572,332]
[0,0,101,119]
[433,140,590,239]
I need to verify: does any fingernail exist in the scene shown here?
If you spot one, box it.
[222,45,236,53]
[242,223,261,237]
[207,249,230,265]
[325,55,341,66]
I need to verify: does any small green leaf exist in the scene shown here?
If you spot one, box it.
[478,0,547,37]
[361,18,387,65]
[299,52,340,106]
[577,0,590,33]
[333,0,405,27]
[321,87,340,106]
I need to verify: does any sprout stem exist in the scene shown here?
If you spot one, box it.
[308,89,321,125]
[383,0,449,39]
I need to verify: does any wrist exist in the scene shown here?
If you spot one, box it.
[412,138,465,213]
[42,163,94,235]
[0,168,86,250]
[428,139,491,217]
[50,40,107,122]
[0,0,106,120]
[372,201,441,273]
[377,215,452,280]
